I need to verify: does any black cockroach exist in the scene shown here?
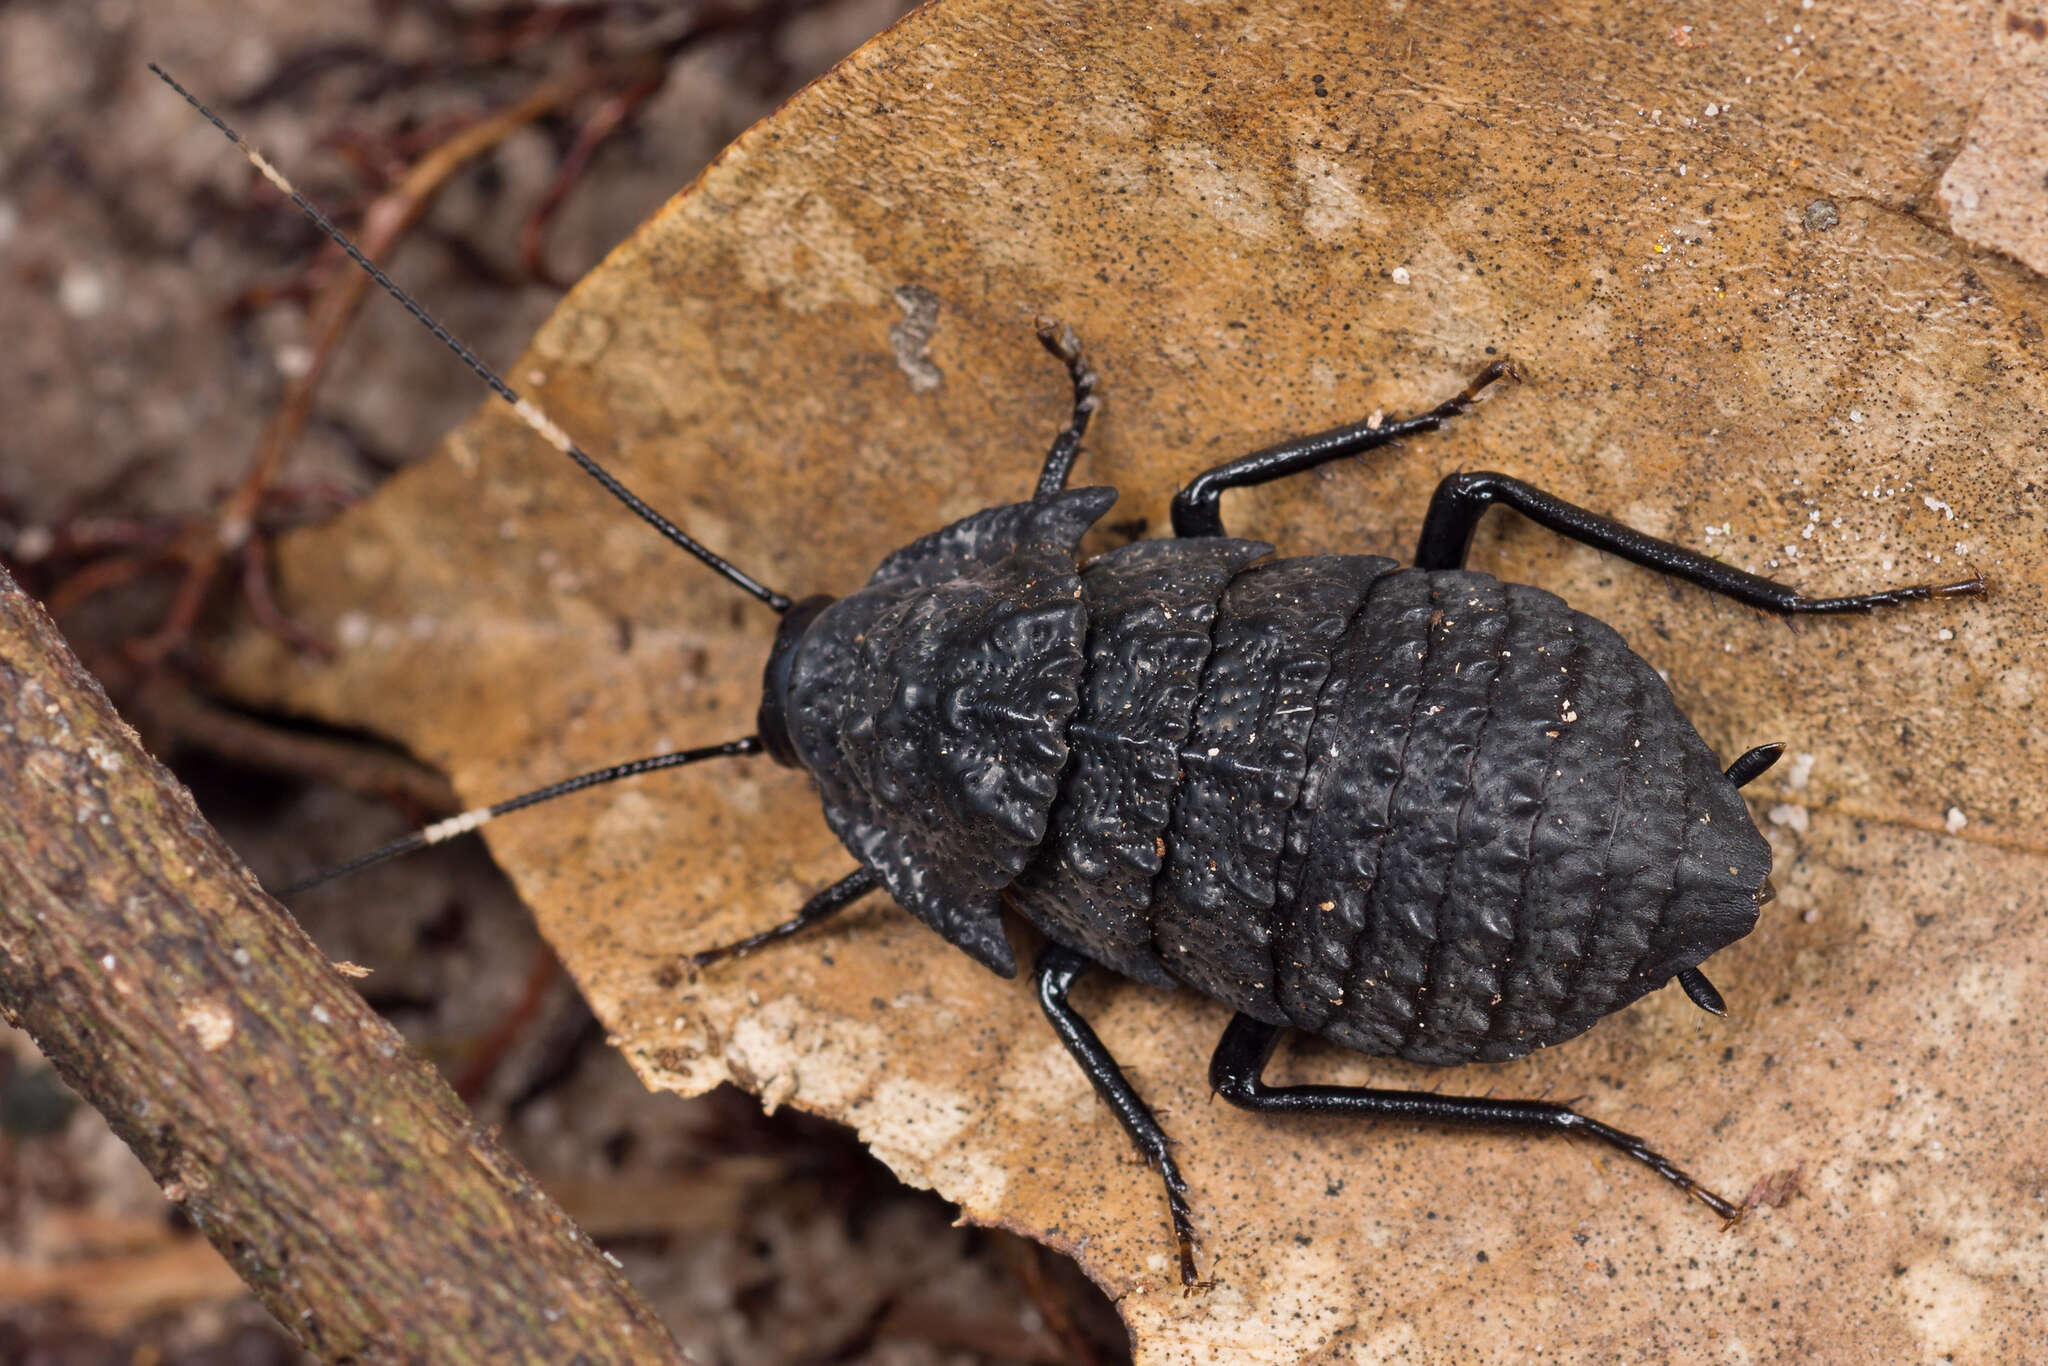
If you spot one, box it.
[157,65,1985,1285]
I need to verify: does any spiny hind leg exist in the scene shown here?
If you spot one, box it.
[1208,1013,1743,1222]
[1035,943,1205,1286]
[1413,471,1984,611]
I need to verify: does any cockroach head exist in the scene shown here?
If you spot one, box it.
[758,594,837,767]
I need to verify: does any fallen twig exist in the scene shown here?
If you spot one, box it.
[0,567,690,1364]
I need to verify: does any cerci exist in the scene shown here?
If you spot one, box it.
[162,65,1983,1286]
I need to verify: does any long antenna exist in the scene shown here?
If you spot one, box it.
[279,737,765,896]
[149,62,792,615]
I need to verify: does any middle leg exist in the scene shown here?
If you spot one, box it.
[1171,359,1517,537]
[1034,942,1204,1285]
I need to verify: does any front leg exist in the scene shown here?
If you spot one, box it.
[1031,319,1101,499]
[1034,943,1203,1285]
[689,866,878,967]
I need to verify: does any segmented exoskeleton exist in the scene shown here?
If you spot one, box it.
[160,64,1984,1286]
[748,334,1975,1282]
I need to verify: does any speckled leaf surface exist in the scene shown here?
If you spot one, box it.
[218,1,2048,1360]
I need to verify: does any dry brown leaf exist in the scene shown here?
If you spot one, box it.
[218,1,2048,1360]
[1938,6,2048,274]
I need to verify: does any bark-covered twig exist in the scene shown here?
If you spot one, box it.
[0,567,690,1364]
